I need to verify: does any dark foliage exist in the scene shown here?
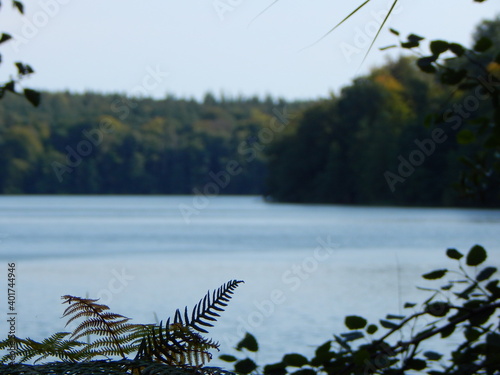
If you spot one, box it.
[221,246,500,375]
[0,93,305,195]
[0,1,40,107]
[0,281,244,373]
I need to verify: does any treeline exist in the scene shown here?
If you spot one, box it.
[0,60,495,205]
[1,16,499,206]
[0,92,310,194]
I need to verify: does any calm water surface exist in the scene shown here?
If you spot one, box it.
[0,195,499,364]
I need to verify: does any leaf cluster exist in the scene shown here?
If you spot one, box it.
[221,246,500,375]
[0,1,40,106]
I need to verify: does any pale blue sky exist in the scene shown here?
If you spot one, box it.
[1,0,498,101]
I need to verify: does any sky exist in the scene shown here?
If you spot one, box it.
[0,0,499,101]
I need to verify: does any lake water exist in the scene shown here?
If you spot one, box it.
[0,195,499,366]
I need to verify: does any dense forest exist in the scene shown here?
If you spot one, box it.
[0,92,311,195]
[267,57,469,206]
[1,17,499,207]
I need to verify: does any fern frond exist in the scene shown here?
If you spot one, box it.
[61,295,144,360]
[1,281,243,367]
[175,280,244,334]
[136,280,243,367]
[0,333,88,364]
[135,320,219,366]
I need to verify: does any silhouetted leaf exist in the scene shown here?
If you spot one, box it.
[424,351,443,361]
[404,302,416,308]
[380,320,398,330]
[422,269,447,280]
[474,36,492,52]
[15,62,34,75]
[340,331,364,342]
[401,41,420,49]
[235,358,257,374]
[236,333,259,352]
[447,248,463,260]
[219,354,238,362]
[408,34,425,43]
[449,43,465,56]
[465,327,481,342]
[386,314,405,320]
[407,358,427,370]
[430,40,449,56]
[389,28,400,36]
[379,44,397,51]
[477,267,497,281]
[417,56,437,73]
[0,33,12,44]
[466,245,487,266]
[264,362,287,375]
[24,88,41,107]
[366,324,378,334]
[469,310,493,326]
[13,0,23,14]
[283,354,308,367]
[312,340,331,364]
[440,324,455,338]
[345,315,367,330]
[486,280,500,298]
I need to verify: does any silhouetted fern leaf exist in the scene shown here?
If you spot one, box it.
[0,280,243,368]
[136,320,218,366]
[136,280,243,366]
[0,332,88,363]
[174,280,244,334]
[62,295,146,359]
